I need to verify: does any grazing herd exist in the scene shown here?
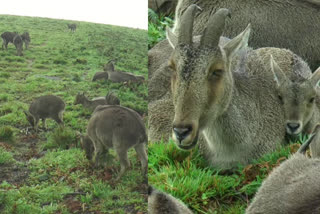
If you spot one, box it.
[0,23,147,181]
[148,0,320,213]
[1,31,30,56]
[1,23,72,56]
[22,60,147,180]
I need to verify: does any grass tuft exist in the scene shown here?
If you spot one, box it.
[0,126,15,143]
[0,147,15,164]
[45,126,77,150]
[148,9,174,49]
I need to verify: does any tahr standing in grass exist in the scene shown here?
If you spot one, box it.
[24,95,65,132]
[83,105,147,180]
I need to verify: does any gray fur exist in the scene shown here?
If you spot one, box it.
[149,7,294,169]
[20,32,30,50]
[13,34,23,56]
[269,51,320,135]
[103,61,145,84]
[310,125,320,157]
[246,135,320,214]
[148,39,173,80]
[92,71,108,81]
[86,105,147,180]
[1,31,30,53]
[267,50,320,157]
[148,0,178,15]
[80,134,94,160]
[1,32,17,50]
[74,92,119,112]
[67,24,77,32]
[174,0,320,70]
[148,186,193,214]
[105,92,120,105]
[24,95,65,132]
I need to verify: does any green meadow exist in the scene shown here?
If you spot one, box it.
[0,15,147,213]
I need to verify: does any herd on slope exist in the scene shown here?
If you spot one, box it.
[1,31,30,56]
[148,0,320,213]
[1,22,147,181]
[1,22,74,56]
[21,61,147,180]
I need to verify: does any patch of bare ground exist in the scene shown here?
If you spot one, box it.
[0,162,29,186]
[0,130,45,186]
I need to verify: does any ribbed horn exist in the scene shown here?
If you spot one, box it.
[178,4,200,45]
[200,8,231,48]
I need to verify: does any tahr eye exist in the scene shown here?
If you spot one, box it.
[278,95,283,103]
[310,97,315,103]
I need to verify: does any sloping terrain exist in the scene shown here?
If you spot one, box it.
[0,15,147,214]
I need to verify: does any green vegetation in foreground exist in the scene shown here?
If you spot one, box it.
[148,139,306,214]
[0,15,147,213]
[148,8,174,49]
[1,148,146,214]
[0,126,15,143]
[0,147,15,165]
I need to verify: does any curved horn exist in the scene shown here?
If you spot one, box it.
[178,4,200,45]
[200,8,231,48]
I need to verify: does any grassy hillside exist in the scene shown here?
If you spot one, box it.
[0,15,147,214]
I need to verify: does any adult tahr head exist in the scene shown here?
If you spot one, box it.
[167,5,251,149]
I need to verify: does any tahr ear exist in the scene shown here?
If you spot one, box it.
[104,62,114,71]
[309,67,320,88]
[222,24,251,61]
[270,55,288,87]
[166,27,178,49]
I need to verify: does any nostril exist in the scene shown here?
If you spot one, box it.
[173,126,192,142]
[173,127,189,135]
[287,123,300,131]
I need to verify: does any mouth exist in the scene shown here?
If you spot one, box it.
[286,128,301,136]
[177,132,199,150]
